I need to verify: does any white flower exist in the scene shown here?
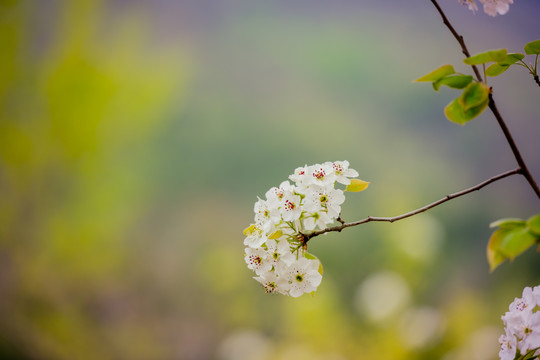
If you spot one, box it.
[499,332,517,360]
[325,160,359,185]
[516,311,540,355]
[289,165,310,190]
[265,180,294,208]
[306,163,337,189]
[500,285,540,359]
[460,0,512,16]
[303,210,333,231]
[244,247,272,275]
[532,285,540,306]
[253,198,279,232]
[265,239,295,267]
[244,160,363,296]
[459,0,479,12]
[280,193,302,222]
[304,187,345,219]
[479,0,513,16]
[254,271,284,294]
[510,286,536,313]
[243,224,267,248]
[277,257,322,298]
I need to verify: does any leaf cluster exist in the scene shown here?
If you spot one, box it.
[415,64,488,125]
[414,39,540,125]
[487,214,540,272]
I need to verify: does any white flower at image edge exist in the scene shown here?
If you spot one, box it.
[460,0,513,16]
[499,333,517,360]
[277,257,322,298]
[479,0,513,16]
[500,285,540,359]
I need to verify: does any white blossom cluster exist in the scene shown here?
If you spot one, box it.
[499,285,540,360]
[459,0,514,17]
[243,161,360,297]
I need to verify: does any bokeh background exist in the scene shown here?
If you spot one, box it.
[1,0,539,359]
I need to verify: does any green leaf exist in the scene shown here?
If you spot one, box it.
[527,214,540,236]
[499,227,537,260]
[524,39,540,55]
[486,63,510,77]
[345,179,370,192]
[414,64,455,82]
[498,53,525,66]
[444,96,489,125]
[464,49,507,65]
[459,82,490,111]
[432,75,473,91]
[489,218,526,229]
[487,228,510,272]
[487,224,536,272]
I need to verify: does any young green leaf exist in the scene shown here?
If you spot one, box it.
[487,228,510,272]
[459,82,490,111]
[463,49,507,65]
[527,214,540,236]
[487,217,540,272]
[432,75,473,91]
[486,63,510,77]
[499,227,537,261]
[498,53,525,66]
[444,96,489,125]
[414,64,455,82]
[268,230,283,239]
[489,218,526,229]
[524,39,540,55]
[346,179,370,192]
[243,224,256,236]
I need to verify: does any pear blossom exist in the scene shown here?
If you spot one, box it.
[244,247,272,275]
[499,285,540,359]
[304,187,345,218]
[289,165,310,191]
[243,160,364,297]
[326,160,359,185]
[265,181,294,208]
[243,224,267,248]
[499,332,517,360]
[280,193,303,222]
[459,0,479,12]
[276,257,322,298]
[254,198,278,232]
[265,239,295,268]
[480,0,513,16]
[459,0,513,16]
[303,210,334,231]
[307,163,337,188]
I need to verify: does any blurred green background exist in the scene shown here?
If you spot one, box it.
[1,0,539,359]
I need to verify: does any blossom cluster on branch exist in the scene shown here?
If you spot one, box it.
[499,286,540,360]
[243,161,363,297]
[459,0,514,17]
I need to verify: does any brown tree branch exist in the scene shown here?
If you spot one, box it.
[303,168,521,242]
[430,0,540,199]
[429,0,483,82]
[487,94,540,198]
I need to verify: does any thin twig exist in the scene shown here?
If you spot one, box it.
[429,0,483,82]
[430,0,540,199]
[303,168,521,242]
